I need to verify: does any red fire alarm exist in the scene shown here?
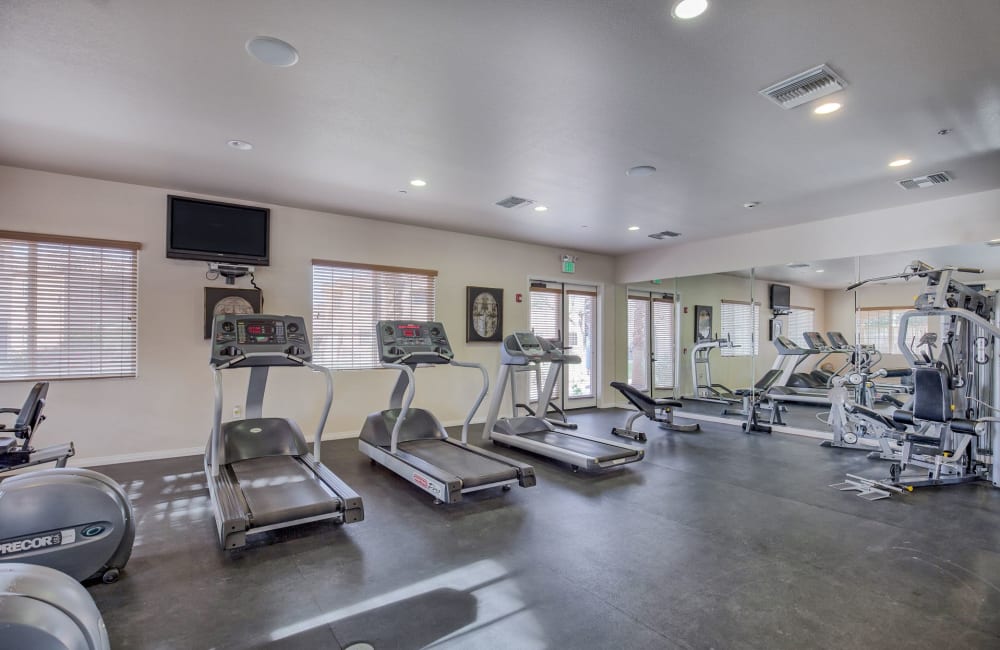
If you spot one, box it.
[515,293,523,303]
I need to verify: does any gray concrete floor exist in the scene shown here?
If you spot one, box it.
[87,409,1000,649]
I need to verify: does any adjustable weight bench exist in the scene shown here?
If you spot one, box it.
[610,382,699,442]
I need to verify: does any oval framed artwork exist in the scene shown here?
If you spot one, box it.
[466,286,504,342]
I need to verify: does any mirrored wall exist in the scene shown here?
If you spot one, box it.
[621,241,999,437]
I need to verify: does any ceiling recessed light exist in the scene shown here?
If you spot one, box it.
[534,205,548,212]
[409,179,427,187]
[626,165,657,177]
[227,140,253,151]
[987,238,1000,247]
[246,36,299,67]
[815,269,825,273]
[672,0,708,20]
[628,226,640,231]
[743,201,760,209]
[888,158,912,167]
[813,102,841,115]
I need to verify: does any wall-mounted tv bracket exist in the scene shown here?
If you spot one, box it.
[209,262,255,285]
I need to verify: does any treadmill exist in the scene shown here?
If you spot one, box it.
[765,336,833,406]
[206,314,363,550]
[482,332,644,471]
[359,320,535,503]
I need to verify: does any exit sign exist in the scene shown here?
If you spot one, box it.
[561,255,575,273]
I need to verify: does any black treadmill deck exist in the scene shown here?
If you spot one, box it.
[396,439,518,488]
[518,430,637,462]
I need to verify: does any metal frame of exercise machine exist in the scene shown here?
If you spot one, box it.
[360,320,536,502]
[206,314,363,549]
[482,331,644,471]
[834,262,999,499]
[609,381,698,441]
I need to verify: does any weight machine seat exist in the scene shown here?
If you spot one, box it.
[610,382,683,415]
[734,370,784,397]
[397,439,518,488]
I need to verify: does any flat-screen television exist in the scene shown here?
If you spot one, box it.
[769,283,791,311]
[166,195,270,266]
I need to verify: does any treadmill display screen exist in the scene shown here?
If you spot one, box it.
[398,324,421,338]
[237,320,286,345]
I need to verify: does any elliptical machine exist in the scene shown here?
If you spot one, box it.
[0,383,135,584]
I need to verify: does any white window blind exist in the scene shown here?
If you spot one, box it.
[626,296,650,391]
[857,307,928,355]
[720,300,759,357]
[312,260,437,369]
[786,307,815,346]
[529,287,562,401]
[0,231,140,381]
[652,297,675,389]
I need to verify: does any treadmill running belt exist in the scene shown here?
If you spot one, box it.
[397,440,518,488]
[519,431,637,463]
[231,455,341,528]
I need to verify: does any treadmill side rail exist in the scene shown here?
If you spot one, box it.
[301,456,365,523]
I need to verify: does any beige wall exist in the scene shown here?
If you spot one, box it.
[0,166,616,464]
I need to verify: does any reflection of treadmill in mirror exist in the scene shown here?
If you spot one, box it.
[482,332,644,472]
[359,321,536,503]
[765,336,833,406]
[207,314,364,550]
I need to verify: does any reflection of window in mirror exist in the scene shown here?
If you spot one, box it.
[720,300,759,357]
[787,307,815,344]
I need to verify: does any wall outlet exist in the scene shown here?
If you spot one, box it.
[232,405,242,419]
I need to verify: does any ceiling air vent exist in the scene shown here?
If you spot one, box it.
[759,64,847,109]
[648,230,681,240]
[495,196,532,208]
[897,172,952,190]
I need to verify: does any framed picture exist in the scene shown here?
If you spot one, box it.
[694,305,713,343]
[466,286,503,342]
[204,287,262,338]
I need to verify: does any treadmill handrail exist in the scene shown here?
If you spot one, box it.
[449,360,489,444]
[383,362,417,454]
[210,357,335,475]
[303,361,334,463]
[213,351,308,370]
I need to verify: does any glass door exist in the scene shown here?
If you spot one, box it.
[529,280,599,410]
[627,290,676,397]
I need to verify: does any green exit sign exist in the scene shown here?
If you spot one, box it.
[561,255,575,273]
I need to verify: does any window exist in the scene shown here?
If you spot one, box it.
[786,307,815,346]
[311,260,437,369]
[719,300,760,357]
[857,307,928,355]
[652,297,674,389]
[0,231,140,381]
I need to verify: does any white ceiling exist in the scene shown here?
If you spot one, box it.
[2,0,1000,254]
[749,243,1000,290]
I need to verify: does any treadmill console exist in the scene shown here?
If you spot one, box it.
[211,314,311,366]
[501,332,546,366]
[774,336,813,355]
[826,331,850,349]
[802,331,828,350]
[377,320,453,364]
[537,336,582,364]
